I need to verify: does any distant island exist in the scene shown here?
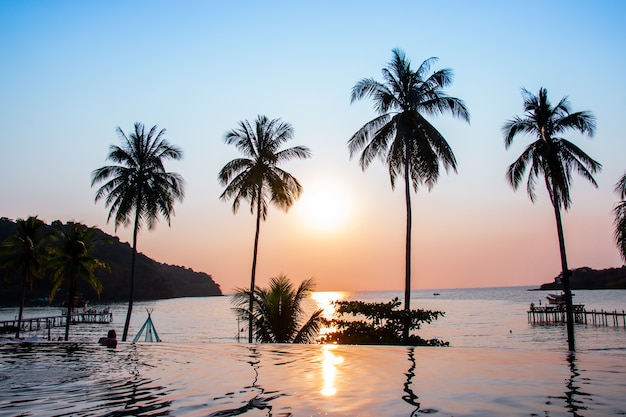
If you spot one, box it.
[538,266,626,290]
[0,217,222,306]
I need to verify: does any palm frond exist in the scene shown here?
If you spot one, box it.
[614,200,626,263]
[615,172,626,200]
[92,122,185,231]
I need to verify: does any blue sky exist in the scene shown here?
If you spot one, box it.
[1,1,625,292]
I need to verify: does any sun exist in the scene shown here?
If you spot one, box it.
[297,181,352,232]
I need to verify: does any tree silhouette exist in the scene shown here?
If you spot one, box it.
[503,87,600,351]
[349,48,469,341]
[92,122,185,341]
[219,115,311,343]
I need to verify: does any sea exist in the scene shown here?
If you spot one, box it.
[1,286,625,416]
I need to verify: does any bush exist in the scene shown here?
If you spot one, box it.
[320,297,448,346]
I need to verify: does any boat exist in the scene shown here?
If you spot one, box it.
[544,292,585,312]
[546,293,565,306]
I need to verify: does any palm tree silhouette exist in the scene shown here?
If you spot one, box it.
[48,222,110,341]
[232,275,323,343]
[0,216,48,338]
[91,122,185,341]
[614,172,626,263]
[503,87,601,351]
[219,115,311,343]
[349,48,469,342]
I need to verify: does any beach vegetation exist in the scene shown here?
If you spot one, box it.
[231,274,323,343]
[219,115,312,343]
[503,87,601,351]
[91,122,185,341]
[614,172,626,263]
[348,48,469,342]
[48,222,110,341]
[0,216,49,338]
[0,217,221,306]
[320,297,448,346]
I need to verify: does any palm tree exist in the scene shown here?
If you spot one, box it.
[91,122,185,341]
[0,216,48,338]
[219,115,311,343]
[503,87,601,351]
[232,274,323,343]
[614,172,626,263]
[48,222,110,341]
[349,48,469,342]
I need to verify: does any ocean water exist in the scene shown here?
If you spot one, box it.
[1,286,625,416]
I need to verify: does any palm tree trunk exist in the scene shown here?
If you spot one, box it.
[122,209,140,342]
[16,271,27,339]
[552,199,575,351]
[248,193,262,343]
[64,278,76,341]
[402,156,412,344]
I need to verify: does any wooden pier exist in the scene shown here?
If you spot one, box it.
[528,305,626,327]
[0,308,113,335]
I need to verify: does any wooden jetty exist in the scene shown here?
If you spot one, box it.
[0,308,113,335]
[528,305,626,327]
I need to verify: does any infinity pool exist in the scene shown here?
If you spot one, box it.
[1,342,625,416]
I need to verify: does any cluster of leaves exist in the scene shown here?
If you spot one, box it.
[231,275,323,344]
[320,298,448,346]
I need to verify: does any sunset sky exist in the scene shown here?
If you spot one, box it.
[1,1,625,293]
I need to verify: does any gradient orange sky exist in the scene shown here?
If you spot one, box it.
[1,1,624,292]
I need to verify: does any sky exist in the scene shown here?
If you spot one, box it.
[1,1,625,293]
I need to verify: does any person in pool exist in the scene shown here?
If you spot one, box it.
[98,329,117,348]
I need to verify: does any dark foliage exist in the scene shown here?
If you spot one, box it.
[0,217,221,305]
[320,298,448,346]
[539,266,626,290]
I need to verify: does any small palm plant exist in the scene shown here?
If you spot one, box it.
[48,222,110,341]
[0,216,49,338]
[232,275,323,343]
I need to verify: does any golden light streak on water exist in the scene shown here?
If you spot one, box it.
[320,345,343,396]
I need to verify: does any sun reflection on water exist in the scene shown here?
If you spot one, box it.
[320,345,344,396]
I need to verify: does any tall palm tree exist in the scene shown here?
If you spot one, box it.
[614,172,626,263]
[0,216,48,338]
[91,122,185,341]
[219,115,311,343]
[48,222,110,341]
[232,274,323,343]
[503,87,601,351]
[349,48,469,341]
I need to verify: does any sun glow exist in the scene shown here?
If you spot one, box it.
[297,181,352,233]
[311,291,347,320]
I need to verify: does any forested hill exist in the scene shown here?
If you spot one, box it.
[0,217,222,306]
[539,266,626,290]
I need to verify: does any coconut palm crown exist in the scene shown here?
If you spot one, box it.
[232,275,323,343]
[503,87,601,351]
[48,222,110,341]
[219,115,311,343]
[348,48,469,341]
[91,122,185,341]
